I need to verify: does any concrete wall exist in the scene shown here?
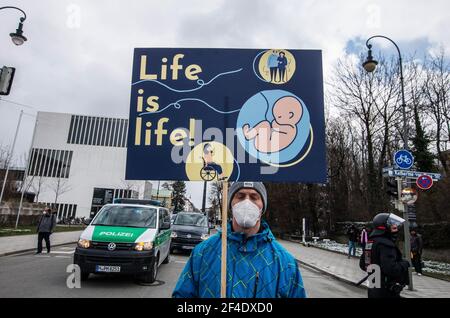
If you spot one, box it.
[0,202,46,226]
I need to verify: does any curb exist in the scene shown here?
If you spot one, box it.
[285,238,361,259]
[0,241,78,257]
[282,239,368,290]
[285,240,444,297]
[284,238,449,284]
[294,258,368,291]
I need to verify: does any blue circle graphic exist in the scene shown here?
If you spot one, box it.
[236,89,311,164]
[394,150,414,170]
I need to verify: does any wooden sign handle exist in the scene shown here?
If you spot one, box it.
[220,181,228,298]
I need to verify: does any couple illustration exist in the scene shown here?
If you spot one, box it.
[267,50,288,83]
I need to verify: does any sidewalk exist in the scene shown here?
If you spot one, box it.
[279,239,450,298]
[0,231,82,257]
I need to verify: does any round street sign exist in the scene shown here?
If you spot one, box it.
[394,150,414,170]
[416,174,433,190]
[400,187,418,205]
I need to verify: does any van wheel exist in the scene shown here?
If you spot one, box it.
[81,271,90,281]
[140,256,158,284]
[162,252,170,264]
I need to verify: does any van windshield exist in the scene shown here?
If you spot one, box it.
[174,213,207,227]
[92,206,157,228]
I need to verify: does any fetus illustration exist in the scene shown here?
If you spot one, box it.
[242,96,303,153]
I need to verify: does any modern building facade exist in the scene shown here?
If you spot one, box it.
[25,111,150,220]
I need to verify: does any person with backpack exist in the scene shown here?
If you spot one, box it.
[359,213,410,298]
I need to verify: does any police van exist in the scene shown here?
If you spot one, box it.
[74,201,171,283]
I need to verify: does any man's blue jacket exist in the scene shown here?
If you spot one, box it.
[172,221,307,298]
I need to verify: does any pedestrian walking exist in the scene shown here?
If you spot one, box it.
[347,224,358,258]
[360,226,368,252]
[36,206,56,254]
[173,182,306,298]
[410,227,424,276]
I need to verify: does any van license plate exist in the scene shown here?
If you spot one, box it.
[182,246,194,250]
[96,265,121,273]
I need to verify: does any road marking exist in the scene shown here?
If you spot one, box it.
[59,247,75,250]
[50,251,75,254]
[55,255,71,258]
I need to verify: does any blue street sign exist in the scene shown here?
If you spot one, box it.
[394,149,414,170]
[382,168,442,181]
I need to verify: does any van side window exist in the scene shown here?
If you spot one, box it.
[158,209,164,228]
[162,209,170,224]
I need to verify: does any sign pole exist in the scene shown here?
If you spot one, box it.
[220,181,228,298]
[397,177,413,290]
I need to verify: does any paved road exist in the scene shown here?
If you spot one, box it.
[0,244,365,298]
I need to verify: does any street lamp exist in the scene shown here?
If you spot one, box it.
[0,6,28,46]
[362,35,413,291]
[363,35,407,147]
[362,44,378,73]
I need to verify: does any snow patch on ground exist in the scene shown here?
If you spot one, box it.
[310,240,450,276]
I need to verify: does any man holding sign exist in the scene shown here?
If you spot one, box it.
[172,182,306,298]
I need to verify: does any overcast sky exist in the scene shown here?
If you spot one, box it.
[1,0,449,209]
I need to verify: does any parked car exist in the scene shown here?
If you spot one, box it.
[73,203,171,283]
[170,214,177,225]
[170,212,212,252]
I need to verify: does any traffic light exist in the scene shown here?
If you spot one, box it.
[385,178,398,198]
[0,66,16,96]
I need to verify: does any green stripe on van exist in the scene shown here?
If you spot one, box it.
[92,226,147,243]
[155,230,171,247]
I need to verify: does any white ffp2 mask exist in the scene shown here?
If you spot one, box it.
[232,199,261,229]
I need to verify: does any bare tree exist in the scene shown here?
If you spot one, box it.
[161,181,173,190]
[208,181,223,220]
[422,49,450,173]
[329,55,401,215]
[30,175,47,202]
[49,177,72,205]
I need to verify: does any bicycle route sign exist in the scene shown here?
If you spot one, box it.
[394,149,414,170]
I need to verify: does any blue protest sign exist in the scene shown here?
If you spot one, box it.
[126,48,326,182]
[394,149,414,170]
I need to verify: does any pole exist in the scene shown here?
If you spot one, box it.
[0,110,23,205]
[398,48,414,292]
[156,180,160,200]
[220,181,228,298]
[397,177,413,291]
[16,117,38,229]
[302,218,306,244]
[201,181,207,213]
[366,35,413,291]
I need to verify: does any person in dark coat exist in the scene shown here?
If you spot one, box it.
[347,224,359,258]
[277,51,288,82]
[410,228,424,275]
[36,207,56,254]
[359,213,410,298]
